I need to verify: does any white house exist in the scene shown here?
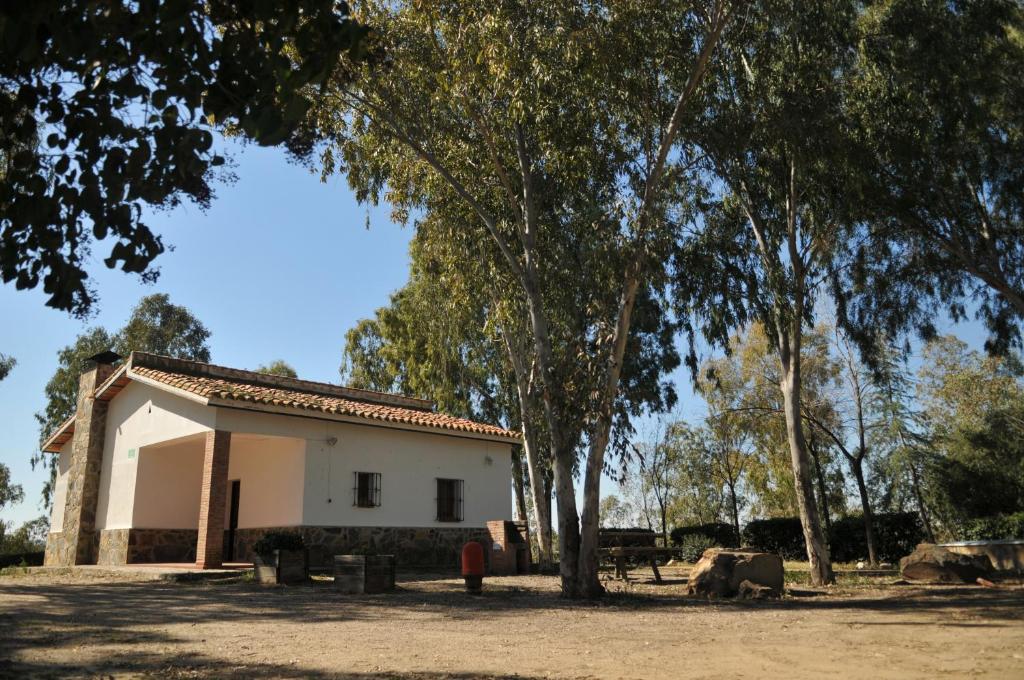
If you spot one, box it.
[41,351,521,569]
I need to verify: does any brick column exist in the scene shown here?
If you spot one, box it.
[49,360,115,566]
[196,430,231,569]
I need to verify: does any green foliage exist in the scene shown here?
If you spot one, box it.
[678,534,717,563]
[32,294,211,506]
[599,495,632,529]
[744,513,923,562]
[742,518,808,560]
[828,513,923,563]
[0,2,368,315]
[253,531,305,557]
[255,360,298,379]
[670,523,738,549]
[0,516,48,557]
[0,353,14,381]
[0,462,23,512]
[840,0,1024,355]
[957,512,1024,541]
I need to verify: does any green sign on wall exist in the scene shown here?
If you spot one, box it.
[127,448,136,460]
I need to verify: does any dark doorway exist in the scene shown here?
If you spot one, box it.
[226,479,240,562]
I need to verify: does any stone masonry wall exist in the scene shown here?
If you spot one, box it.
[231,526,492,569]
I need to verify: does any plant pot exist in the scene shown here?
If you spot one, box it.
[253,548,308,584]
[334,554,396,594]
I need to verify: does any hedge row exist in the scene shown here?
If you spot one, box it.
[0,551,44,569]
[828,513,924,563]
[670,523,739,549]
[957,512,1024,541]
[672,512,925,562]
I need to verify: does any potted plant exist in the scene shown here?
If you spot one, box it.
[252,531,307,585]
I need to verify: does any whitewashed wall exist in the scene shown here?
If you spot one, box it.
[47,442,72,531]
[223,434,305,529]
[132,437,204,529]
[215,408,513,528]
[94,381,215,530]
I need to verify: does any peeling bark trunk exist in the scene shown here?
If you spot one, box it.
[778,335,835,586]
[512,446,529,524]
[850,457,877,565]
[552,444,581,596]
[908,460,936,543]
[808,439,832,539]
[727,480,741,546]
[522,422,553,567]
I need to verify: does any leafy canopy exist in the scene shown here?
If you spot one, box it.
[0,1,368,315]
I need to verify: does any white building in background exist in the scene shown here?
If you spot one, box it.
[42,351,519,569]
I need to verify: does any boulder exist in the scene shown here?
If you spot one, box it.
[687,548,784,598]
[737,579,779,600]
[899,544,993,583]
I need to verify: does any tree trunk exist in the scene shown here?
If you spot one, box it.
[778,337,835,586]
[808,439,832,539]
[908,458,936,543]
[512,446,529,523]
[850,456,878,566]
[500,325,554,567]
[552,444,581,596]
[522,423,554,568]
[727,481,741,547]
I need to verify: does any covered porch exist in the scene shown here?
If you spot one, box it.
[110,429,305,568]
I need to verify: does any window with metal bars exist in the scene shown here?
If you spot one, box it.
[435,478,464,522]
[353,472,381,508]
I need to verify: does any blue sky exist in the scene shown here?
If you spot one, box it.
[0,140,991,530]
[0,142,419,527]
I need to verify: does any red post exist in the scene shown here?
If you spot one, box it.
[461,541,485,594]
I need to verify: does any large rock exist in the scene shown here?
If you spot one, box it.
[687,549,784,598]
[899,544,993,583]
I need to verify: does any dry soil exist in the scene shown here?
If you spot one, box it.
[0,567,1021,679]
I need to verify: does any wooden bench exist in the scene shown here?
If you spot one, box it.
[599,546,684,583]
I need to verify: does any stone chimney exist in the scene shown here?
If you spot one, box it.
[50,351,121,566]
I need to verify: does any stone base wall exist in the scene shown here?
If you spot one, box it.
[44,532,68,566]
[129,529,198,563]
[230,526,492,569]
[97,529,129,565]
[88,529,199,565]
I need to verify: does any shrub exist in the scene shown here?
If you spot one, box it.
[678,534,717,563]
[958,512,1024,541]
[829,512,924,563]
[670,523,738,548]
[253,531,305,557]
[0,551,44,569]
[741,517,806,559]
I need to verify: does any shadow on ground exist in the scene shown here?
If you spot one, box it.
[1,570,1021,678]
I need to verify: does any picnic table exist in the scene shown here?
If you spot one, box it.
[599,546,684,583]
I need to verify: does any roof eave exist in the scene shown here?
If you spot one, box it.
[207,396,522,445]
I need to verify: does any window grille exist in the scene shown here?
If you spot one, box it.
[353,472,381,508]
[436,478,464,522]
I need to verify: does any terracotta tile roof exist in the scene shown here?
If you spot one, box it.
[130,365,517,439]
[42,352,519,451]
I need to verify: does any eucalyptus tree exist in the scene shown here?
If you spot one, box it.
[342,213,557,565]
[312,0,730,597]
[841,0,1024,355]
[677,0,861,584]
[1,2,367,316]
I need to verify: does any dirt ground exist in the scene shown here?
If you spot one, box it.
[1,567,1022,680]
